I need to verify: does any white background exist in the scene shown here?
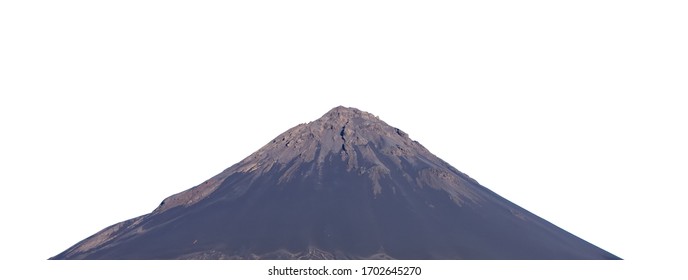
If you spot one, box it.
[1,1,686,279]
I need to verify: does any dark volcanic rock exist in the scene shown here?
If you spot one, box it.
[51,106,620,260]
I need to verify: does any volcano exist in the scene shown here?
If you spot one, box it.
[51,106,619,260]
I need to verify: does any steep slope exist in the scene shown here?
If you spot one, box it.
[51,106,620,260]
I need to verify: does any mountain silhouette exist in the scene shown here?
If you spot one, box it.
[51,106,619,260]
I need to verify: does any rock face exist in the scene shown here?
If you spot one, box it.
[51,106,620,260]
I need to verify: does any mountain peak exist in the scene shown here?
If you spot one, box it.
[314,106,381,130]
[325,105,361,115]
[242,106,422,174]
[322,105,376,120]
